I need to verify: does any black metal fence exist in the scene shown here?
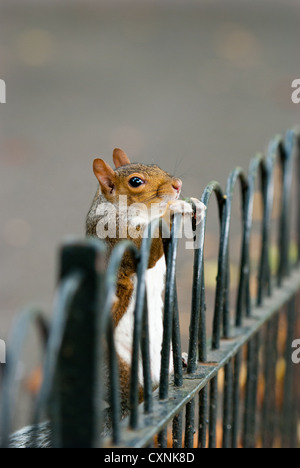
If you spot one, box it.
[1,129,300,448]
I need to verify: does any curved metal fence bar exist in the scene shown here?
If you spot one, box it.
[130,225,158,429]
[265,135,287,292]
[159,213,183,400]
[212,167,249,349]
[33,273,84,428]
[216,153,265,448]
[99,240,140,443]
[263,132,294,292]
[187,181,224,372]
[129,217,179,429]
[278,130,296,282]
[236,153,266,326]
[256,140,279,306]
[205,168,249,448]
[0,307,45,448]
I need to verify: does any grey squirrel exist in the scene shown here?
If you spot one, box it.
[86,148,206,413]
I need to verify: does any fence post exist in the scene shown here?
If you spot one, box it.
[50,239,106,448]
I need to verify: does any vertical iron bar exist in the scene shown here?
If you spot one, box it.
[297,135,300,266]
[261,316,279,448]
[278,133,294,283]
[172,412,183,448]
[222,361,233,448]
[172,287,183,387]
[208,375,218,448]
[257,162,272,306]
[100,240,139,436]
[232,350,242,448]
[212,208,228,349]
[157,427,168,448]
[223,246,231,339]
[236,199,250,326]
[129,264,147,429]
[107,319,121,445]
[198,386,208,448]
[185,399,195,448]
[129,222,159,429]
[188,244,204,371]
[281,298,297,448]
[198,268,207,363]
[243,333,260,448]
[292,294,300,448]
[159,215,181,400]
[141,292,153,415]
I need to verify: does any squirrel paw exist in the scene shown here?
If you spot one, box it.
[189,198,207,225]
[163,200,194,220]
[162,199,206,232]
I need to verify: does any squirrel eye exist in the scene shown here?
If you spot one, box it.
[129,177,144,188]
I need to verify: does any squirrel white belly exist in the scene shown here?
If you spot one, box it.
[114,255,167,388]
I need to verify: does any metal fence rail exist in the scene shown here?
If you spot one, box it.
[0,129,300,448]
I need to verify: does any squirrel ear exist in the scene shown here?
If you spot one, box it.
[113,148,131,168]
[93,159,116,194]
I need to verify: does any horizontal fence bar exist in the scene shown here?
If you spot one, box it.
[104,269,300,447]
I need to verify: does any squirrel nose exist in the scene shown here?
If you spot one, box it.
[172,179,182,193]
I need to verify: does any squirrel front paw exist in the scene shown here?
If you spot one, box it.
[162,199,206,229]
[188,198,207,225]
[162,200,194,228]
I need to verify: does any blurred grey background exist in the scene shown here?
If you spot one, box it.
[0,0,299,346]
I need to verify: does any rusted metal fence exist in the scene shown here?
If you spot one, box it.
[0,129,300,448]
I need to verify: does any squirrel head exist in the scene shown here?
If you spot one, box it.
[93,149,182,209]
